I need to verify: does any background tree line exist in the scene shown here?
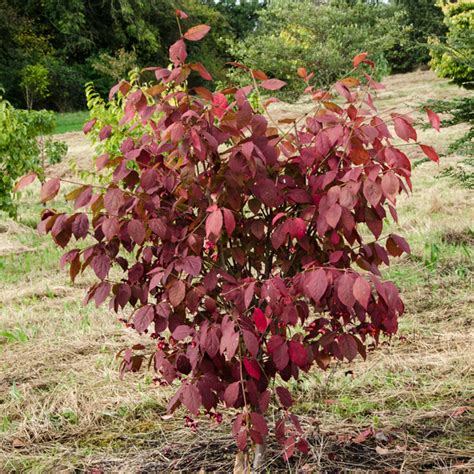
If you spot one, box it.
[0,0,469,111]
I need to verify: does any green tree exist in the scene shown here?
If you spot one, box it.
[20,64,50,110]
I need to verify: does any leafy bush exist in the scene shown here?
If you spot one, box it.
[92,48,139,81]
[0,100,67,217]
[430,0,474,87]
[21,13,440,466]
[229,0,405,99]
[424,96,474,188]
[83,69,152,165]
[20,64,50,110]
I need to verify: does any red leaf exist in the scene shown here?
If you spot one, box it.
[289,217,306,239]
[224,381,240,407]
[169,39,187,65]
[169,122,184,142]
[283,436,296,460]
[363,180,382,207]
[223,208,236,236]
[259,390,271,413]
[288,340,308,367]
[253,308,269,333]
[244,282,255,309]
[304,269,328,303]
[251,69,268,80]
[128,219,146,245]
[243,330,259,358]
[72,213,89,239]
[40,178,60,203]
[276,386,293,408]
[260,79,287,91]
[134,305,154,333]
[326,203,342,228]
[99,125,112,141]
[390,234,411,254]
[176,9,188,19]
[296,438,310,454]
[181,256,202,276]
[338,334,358,362]
[182,384,202,415]
[250,412,268,436]
[236,430,248,451]
[223,331,239,360]
[190,62,212,81]
[420,144,439,163]
[92,254,110,280]
[387,236,403,257]
[297,67,307,78]
[243,357,261,380]
[337,274,356,308]
[273,342,289,371]
[205,208,223,240]
[83,118,97,134]
[381,171,399,202]
[353,52,368,67]
[14,173,37,192]
[169,280,186,307]
[74,186,93,209]
[272,212,286,226]
[93,282,110,307]
[183,24,211,41]
[103,187,124,215]
[393,116,417,142]
[172,325,193,341]
[205,328,220,358]
[426,108,440,132]
[194,86,213,101]
[353,276,371,310]
[213,93,229,120]
[267,335,284,353]
[102,217,120,240]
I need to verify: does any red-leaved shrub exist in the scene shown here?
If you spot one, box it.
[18,12,440,463]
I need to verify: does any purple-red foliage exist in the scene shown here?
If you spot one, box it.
[19,12,441,457]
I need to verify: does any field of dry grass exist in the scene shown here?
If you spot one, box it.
[0,70,473,472]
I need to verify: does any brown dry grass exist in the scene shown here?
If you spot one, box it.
[0,70,473,472]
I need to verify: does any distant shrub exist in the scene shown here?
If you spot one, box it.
[229,0,404,99]
[430,0,474,87]
[0,100,67,217]
[386,0,446,73]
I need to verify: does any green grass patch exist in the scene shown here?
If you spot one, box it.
[0,237,63,285]
[54,111,89,134]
